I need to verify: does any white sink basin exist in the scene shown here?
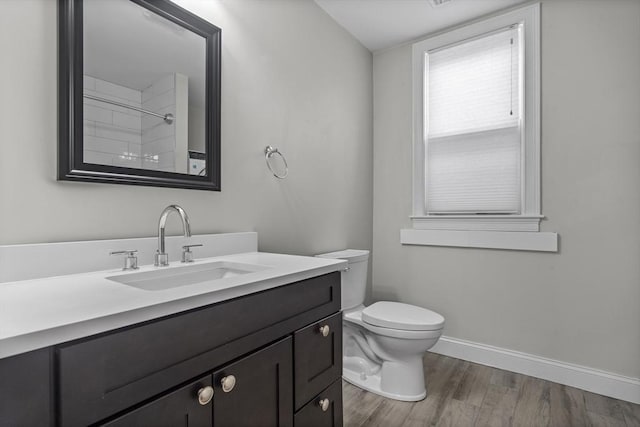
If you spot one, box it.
[106,261,269,291]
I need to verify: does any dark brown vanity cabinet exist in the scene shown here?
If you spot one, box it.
[0,272,343,427]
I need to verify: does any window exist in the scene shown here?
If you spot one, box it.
[403,3,557,251]
[427,26,522,215]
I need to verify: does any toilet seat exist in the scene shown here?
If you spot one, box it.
[344,308,442,340]
[362,301,445,331]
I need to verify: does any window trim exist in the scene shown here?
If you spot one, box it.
[405,3,556,250]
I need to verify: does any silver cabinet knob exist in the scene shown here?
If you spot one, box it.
[318,398,330,412]
[197,386,214,405]
[319,324,330,337]
[221,375,236,393]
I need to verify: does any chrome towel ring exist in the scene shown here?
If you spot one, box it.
[264,146,288,179]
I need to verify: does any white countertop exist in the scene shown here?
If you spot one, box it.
[0,252,347,359]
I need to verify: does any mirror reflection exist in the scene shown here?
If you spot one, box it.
[82,0,207,175]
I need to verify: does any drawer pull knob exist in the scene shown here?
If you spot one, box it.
[221,375,236,393]
[319,398,330,412]
[197,386,214,405]
[319,324,330,337]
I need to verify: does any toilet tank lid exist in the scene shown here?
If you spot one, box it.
[315,249,369,263]
[362,301,445,331]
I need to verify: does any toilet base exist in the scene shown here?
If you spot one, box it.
[343,358,427,402]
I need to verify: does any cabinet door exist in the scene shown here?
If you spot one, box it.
[294,312,342,410]
[213,337,293,427]
[294,380,343,427]
[0,348,52,427]
[101,375,212,427]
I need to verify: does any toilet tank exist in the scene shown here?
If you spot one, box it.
[316,249,369,310]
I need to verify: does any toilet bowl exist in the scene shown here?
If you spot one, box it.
[316,249,444,401]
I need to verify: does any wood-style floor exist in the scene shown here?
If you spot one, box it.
[343,352,640,427]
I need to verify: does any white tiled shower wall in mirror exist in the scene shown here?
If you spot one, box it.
[141,74,187,173]
[83,76,143,167]
[83,74,185,172]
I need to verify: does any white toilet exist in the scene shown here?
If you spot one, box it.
[316,249,444,401]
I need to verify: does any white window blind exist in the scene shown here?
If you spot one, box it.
[426,26,522,214]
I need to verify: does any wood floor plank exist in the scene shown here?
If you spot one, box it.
[402,356,469,427]
[584,390,626,422]
[452,362,492,407]
[620,400,640,427]
[436,399,479,426]
[511,376,550,427]
[475,384,519,427]
[359,396,414,427]
[343,381,385,427]
[585,410,628,427]
[482,384,519,412]
[475,405,513,427]
[548,382,587,427]
[490,368,523,391]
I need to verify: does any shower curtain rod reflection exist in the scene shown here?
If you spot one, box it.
[83,94,174,124]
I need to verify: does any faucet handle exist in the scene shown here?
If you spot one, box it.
[110,250,139,271]
[182,244,203,263]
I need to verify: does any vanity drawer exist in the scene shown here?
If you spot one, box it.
[294,379,343,427]
[294,311,342,410]
[57,272,340,427]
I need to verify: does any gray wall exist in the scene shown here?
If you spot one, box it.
[372,0,640,378]
[0,0,373,259]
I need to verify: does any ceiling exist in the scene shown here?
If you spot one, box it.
[314,0,529,52]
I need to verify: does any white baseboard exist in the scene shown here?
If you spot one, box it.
[429,336,640,405]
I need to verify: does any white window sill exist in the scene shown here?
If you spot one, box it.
[400,229,558,252]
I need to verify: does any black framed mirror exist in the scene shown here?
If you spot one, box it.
[58,0,221,190]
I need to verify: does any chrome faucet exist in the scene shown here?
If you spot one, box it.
[155,205,191,267]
